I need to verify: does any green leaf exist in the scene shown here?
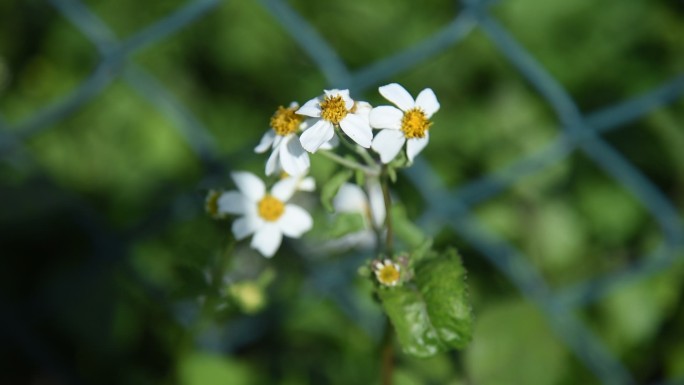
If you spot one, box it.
[179,351,254,385]
[387,166,398,183]
[378,248,472,357]
[320,169,353,212]
[409,238,433,265]
[391,205,427,249]
[464,300,569,385]
[328,212,366,238]
[355,168,365,187]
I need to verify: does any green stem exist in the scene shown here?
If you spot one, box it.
[337,130,377,167]
[379,166,395,385]
[381,320,394,385]
[319,150,380,176]
[381,165,394,255]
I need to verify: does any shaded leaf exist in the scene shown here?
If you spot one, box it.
[320,169,353,212]
[392,205,427,249]
[328,212,366,238]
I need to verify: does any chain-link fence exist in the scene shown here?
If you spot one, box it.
[2,1,683,384]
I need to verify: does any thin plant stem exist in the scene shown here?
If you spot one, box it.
[318,150,380,176]
[337,130,377,167]
[381,321,394,385]
[379,165,395,385]
[381,165,394,255]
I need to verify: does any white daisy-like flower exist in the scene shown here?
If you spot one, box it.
[217,171,313,257]
[297,89,373,153]
[369,83,440,163]
[286,173,316,192]
[373,259,402,287]
[255,103,310,177]
[320,181,385,251]
[333,182,385,229]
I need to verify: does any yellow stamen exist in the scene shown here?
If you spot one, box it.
[320,95,348,124]
[270,105,303,136]
[258,194,285,221]
[401,108,432,139]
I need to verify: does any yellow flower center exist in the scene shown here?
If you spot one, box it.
[376,263,401,286]
[320,95,348,124]
[258,194,285,221]
[401,108,432,139]
[270,105,303,136]
[205,190,221,218]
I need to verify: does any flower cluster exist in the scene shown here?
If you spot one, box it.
[208,83,439,258]
[255,83,439,177]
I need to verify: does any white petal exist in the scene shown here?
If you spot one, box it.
[278,204,313,238]
[232,215,261,240]
[339,113,373,148]
[217,191,248,215]
[341,90,354,110]
[265,147,279,176]
[369,106,403,130]
[272,135,284,149]
[254,130,275,153]
[231,172,265,201]
[251,223,282,258]
[297,98,321,118]
[319,134,339,150]
[353,101,373,119]
[325,89,354,110]
[299,120,334,153]
[367,180,386,228]
[371,129,406,164]
[406,132,430,162]
[379,83,415,111]
[271,176,298,202]
[415,88,440,118]
[280,135,310,176]
[298,177,316,192]
[333,183,367,213]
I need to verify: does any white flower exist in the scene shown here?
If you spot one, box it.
[297,89,373,153]
[333,182,385,228]
[255,103,310,177]
[322,181,385,251]
[373,259,402,286]
[369,83,440,163]
[290,174,316,192]
[217,171,313,257]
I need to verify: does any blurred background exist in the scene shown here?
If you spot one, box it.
[1,0,684,384]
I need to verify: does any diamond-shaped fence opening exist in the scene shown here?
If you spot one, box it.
[2,0,683,384]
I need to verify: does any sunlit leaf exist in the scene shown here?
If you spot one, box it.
[378,248,472,357]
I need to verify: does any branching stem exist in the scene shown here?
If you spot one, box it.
[318,150,380,176]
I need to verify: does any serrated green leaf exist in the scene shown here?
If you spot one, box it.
[320,169,353,212]
[415,248,472,350]
[378,248,472,357]
[378,284,444,357]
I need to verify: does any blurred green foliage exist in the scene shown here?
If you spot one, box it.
[2,0,684,384]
